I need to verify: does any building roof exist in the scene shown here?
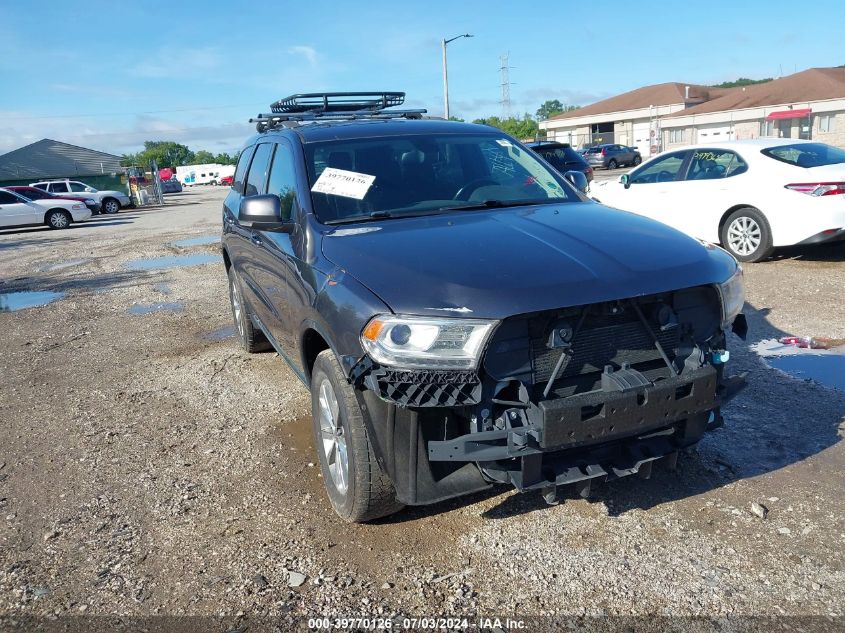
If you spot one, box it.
[0,139,123,181]
[664,67,845,118]
[546,82,734,122]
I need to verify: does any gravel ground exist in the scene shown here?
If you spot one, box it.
[0,188,843,631]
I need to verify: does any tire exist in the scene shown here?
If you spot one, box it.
[227,266,271,353]
[633,156,642,166]
[720,207,774,263]
[210,180,218,186]
[607,159,618,169]
[311,349,403,522]
[45,209,71,229]
[102,198,120,214]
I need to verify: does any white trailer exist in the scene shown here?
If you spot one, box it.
[175,164,235,186]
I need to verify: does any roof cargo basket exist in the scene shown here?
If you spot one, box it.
[249,91,427,131]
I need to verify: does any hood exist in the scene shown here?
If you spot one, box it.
[320,202,737,320]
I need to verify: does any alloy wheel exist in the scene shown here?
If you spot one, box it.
[230,276,245,338]
[727,216,761,256]
[317,377,349,495]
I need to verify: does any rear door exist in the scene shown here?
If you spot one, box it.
[47,182,70,194]
[233,143,280,336]
[663,148,749,242]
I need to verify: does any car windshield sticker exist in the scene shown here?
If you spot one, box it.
[495,139,512,147]
[311,167,375,200]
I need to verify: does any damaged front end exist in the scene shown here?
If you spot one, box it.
[350,284,747,506]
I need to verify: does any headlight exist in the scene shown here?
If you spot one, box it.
[85,199,96,204]
[361,314,496,370]
[717,266,745,326]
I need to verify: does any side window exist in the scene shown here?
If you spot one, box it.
[266,143,298,221]
[232,146,255,195]
[244,143,273,196]
[33,183,48,191]
[0,191,19,204]
[686,149,748,181]
[629,151,688,184]
[69,182,87,192]
[49,182,69,193]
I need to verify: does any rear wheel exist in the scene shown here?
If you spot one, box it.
[311,350,403,522]
[632,155,642,166]
[227,266,270,352]
[102,198,120,214]
[607,159,618,169]
[720,207,773,263]
[46,209,71,229]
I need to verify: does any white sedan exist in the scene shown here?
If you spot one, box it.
[591,139,845,262]
[0,188,92,230]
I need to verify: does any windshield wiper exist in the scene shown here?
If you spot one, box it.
[438,199,566,212]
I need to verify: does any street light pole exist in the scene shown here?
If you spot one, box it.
[441,34,472,120]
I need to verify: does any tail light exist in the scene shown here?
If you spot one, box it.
[785,182,845,196]
[601,148,607,156]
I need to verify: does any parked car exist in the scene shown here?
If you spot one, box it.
[524,141,594,183]
[30,180,131,214]
[591,139,845,262]
[5,185,101,214]
[220,175,234,187]
[0,187,91,229]
[583,144,642,169]
[224,92,747,522]
[160,179,183,194]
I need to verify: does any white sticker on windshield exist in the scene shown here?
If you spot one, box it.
[495,139,512,147]
[311,167,375,200]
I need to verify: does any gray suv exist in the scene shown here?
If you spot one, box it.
[584,144,642,170]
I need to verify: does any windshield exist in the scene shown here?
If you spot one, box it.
[761,142,845,168]
[304,133,577,224]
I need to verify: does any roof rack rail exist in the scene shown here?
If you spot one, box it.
[248,91,427,131]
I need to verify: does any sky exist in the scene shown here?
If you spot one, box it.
[1,0,844,157]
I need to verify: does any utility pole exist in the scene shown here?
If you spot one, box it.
[441,34,473,120]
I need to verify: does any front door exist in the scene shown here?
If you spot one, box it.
[608,150,691,222]
[0,191,39,227]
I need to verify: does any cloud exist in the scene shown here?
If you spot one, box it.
[129,47,223,79]
[50,83,135,99]
[0,111,253,156]
[287,45,318,66]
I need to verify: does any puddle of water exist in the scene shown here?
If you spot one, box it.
[0,290,66,312]
[41,259,92,272]
[127,302,185,315]
[171,235,220,247]
[766,355,845,391]
[205,325,237,341]
[125,253,221,270]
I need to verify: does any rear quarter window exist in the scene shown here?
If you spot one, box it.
[762,142,845,168]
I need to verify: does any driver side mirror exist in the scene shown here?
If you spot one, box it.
[620,174,630,189]
[238,195,294,232]
[563,170,589,194]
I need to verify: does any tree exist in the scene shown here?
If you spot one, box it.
[214,152,235,165]
[120,152,139,167]
[536,99,564,121]
[710,77,772,89]
[447,116,465,122]
[473,114,539,140]
[138,141,195,168]
[193,150,216,164]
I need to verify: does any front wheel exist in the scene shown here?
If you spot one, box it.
[607,159,618,169]
[311,350,403,522]
[632,156,642,166]
[720,207,774,263]
[102,198,120,214]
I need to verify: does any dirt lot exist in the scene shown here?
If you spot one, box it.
[1,188,843,630]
